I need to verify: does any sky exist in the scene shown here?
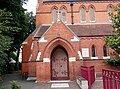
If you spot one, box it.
[23,0,38,15]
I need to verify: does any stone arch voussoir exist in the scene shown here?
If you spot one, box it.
[43,37,75,59]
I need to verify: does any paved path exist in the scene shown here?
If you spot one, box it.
[92,78,103,89]
[1,73,103,89]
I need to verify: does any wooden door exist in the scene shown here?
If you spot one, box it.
[51,47,68,80]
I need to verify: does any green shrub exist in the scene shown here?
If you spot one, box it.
[0,87,6,89]
[105,58,120,67]
[0,81,6,89]
[10,80,21,89]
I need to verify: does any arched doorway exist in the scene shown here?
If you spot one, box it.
[51,45,69,80]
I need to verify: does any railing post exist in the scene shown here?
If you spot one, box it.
[88,67,91,89]
[118,72,120,89]
[118,72,120,80]
[102,69,106,89]
[102,69,120,89]
[81,66,95,89]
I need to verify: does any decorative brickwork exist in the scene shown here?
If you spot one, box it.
[22,0,120,82]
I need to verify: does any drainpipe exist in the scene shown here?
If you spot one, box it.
[70,1,74,25]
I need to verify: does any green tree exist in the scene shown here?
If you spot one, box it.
[0,0,36,71]
[105,6,120,55]
[0,0,28,70]
[105,6,120,67]
[25,12,36,38]
[0,9,21,75]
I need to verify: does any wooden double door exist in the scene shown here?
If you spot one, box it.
[51,46,69,80]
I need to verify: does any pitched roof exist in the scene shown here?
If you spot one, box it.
[34,25,50,37]
[68,24,114,37]
[34,24,114,38]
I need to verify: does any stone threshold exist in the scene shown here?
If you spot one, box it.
[49,80,71,83]
[27,77,36,81]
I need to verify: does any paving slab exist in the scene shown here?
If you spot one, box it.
[1,73,103,89]
[92,78,103,89]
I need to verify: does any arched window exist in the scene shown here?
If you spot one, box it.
[53,8,57,22]
[62,8,66,22]
[103,45,108,56]
[108,6,113,21]
[81,7,85,22]
[92,45,96,57]
[90,7,95,21]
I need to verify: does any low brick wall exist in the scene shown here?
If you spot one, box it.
[69,60,83,80]
[28,62,36,77]
[83,59,119,72]
[25,59,119,82]
[22,62,28,73]
[35,61,84,82]
[36,62,51,82]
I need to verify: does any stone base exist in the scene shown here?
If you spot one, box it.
[76,76,88,89]
[27,77,36,81]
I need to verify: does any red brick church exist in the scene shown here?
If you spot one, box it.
[22,0,120,82]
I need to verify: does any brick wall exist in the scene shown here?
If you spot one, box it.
[35,59,119,82]
[28,62,36,77]
[36,62,51,82]
[36,0,119,26]
[36,61,84,82]
[83,59,120,72]
[21,0,120,82]
[22,63,28,74]
[80,37,113,59]
[36,21,80,60]
[22,35,33,73]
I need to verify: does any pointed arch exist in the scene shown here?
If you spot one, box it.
[80,5,86,22]
[60,5,67,11]
[79,5,86,11]
[92,45,96,57]
[51,6,58,23]
[61,8,66,22]
[51,5,58,12]
[89,5,95,22]
[51,45,68,59]
[60,5,67,23]
[88,5,96,11]
[53,8,57,22]
[43,37,76,59]
[107,4,113,14]
[107,4,114,11]
[103,45,108,57]
[51,45,69,80]
[107,4,113,21]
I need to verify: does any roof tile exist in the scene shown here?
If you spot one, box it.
[34,24,114,37]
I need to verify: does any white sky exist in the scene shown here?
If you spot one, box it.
[23,0,38,15]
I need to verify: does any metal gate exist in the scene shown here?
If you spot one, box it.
[81,66,95,89]
[102,69,120,89]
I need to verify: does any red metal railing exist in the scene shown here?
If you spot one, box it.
[102,69,120,89]
[81,66,95,89]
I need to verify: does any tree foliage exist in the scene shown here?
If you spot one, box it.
[106,58,120,67]
[0,0,36,72]
[105,6,120,54]
[25,12,36,38]
[0,9,20,75]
